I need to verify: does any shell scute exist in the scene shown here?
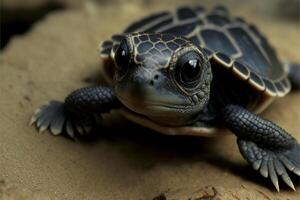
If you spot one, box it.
[249,72,265,91]
[177,6,198,20]
[233,61,250,80]
[124,11,170,33]
[206,14,230,26]
[100,5,289,97]
[215,52,232,66]
[144,18,174,32]
[201,29,238,56]
[263,79,277,96]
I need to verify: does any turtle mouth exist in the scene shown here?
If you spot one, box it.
[117,94,192,112]
[117,95,198,126]
[120,104,187,126]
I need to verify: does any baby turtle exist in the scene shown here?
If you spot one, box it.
[31,5,300,191]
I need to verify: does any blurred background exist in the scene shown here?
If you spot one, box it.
[1,0,299,51]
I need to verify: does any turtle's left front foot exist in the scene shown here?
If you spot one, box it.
[220,105,300,191]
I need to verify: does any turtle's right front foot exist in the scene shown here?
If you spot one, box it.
[220,105,300,191]
[30,100,94,139]
[30,86,119,139]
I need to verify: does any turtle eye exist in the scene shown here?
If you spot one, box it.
[176,51,203,87]
[181,59,201,83]
[115,40,130,74]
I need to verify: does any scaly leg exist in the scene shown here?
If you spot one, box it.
[219,105,300,191]
[30,86,120,138]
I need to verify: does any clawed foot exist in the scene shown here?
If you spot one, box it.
[238,139,300,191]
[30,101,94,139]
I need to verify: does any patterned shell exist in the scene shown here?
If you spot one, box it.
[100,5,290,97]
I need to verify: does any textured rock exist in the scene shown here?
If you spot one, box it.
[152,186,279,200]
[0,1,299,199]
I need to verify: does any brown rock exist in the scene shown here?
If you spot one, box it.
[0,1,299,199]
[152,186,277,200]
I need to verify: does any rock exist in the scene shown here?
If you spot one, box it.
[152,186,276,200]
[0,1,299,200]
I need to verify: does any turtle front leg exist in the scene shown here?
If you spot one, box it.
[219,105,300,191]
[30,86,120,138]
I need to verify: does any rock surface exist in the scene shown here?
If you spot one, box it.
[0,1,299,199]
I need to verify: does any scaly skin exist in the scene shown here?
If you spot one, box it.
[220,105,300,191]
[30,86,119,138]
[30,32,300,191]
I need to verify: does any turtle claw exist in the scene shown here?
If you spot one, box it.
[268,159,279,192]
[65,120,75,138]
[29,103,48,126]
[30,101,70,136]
[30,100,95,139]
[238,139,300,191]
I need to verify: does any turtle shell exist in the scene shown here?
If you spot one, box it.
[99,5,290,98]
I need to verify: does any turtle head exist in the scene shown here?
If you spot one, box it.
[113,33,212,126]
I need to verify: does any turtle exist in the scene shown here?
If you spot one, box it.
[30,5,300,191]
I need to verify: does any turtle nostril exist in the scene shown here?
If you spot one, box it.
[149,74,160,86]
[149,80,154,86]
